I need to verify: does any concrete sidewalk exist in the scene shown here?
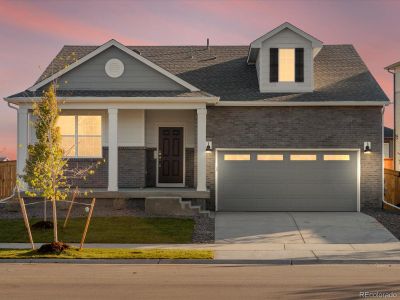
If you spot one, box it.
[2,242,400,263]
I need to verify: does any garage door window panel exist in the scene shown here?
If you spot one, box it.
[290,154,317,161]
[224,154,251,161]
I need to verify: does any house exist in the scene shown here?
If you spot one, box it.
[385,61,400,170]
[4,22,389,212]
[384,127,393,159]
[0,157,9,162]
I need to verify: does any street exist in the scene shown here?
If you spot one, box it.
[0,264,399,299]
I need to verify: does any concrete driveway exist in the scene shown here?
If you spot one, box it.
[215,212,398,244]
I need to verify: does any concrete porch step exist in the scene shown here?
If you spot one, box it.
[145,197,212,218]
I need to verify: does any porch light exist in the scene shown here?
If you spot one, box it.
[364,142,372,154]
[206,141,213,153]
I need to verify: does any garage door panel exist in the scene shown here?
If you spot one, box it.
[217,150,358,212]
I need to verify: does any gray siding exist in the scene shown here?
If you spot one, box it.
[54,46,187,91]
[206,106,383,210]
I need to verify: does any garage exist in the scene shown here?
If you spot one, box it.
[216,150,359,212]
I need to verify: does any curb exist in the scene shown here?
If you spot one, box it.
[0,258,400,265]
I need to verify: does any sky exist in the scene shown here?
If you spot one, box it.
[0,0,399,159]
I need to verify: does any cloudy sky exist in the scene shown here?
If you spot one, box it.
[0,0,398,159]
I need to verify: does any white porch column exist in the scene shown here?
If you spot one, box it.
[197,108,207,191]
[17,108,28,179]
[108,108,118,191]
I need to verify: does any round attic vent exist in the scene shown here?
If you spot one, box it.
[105,58,124,78]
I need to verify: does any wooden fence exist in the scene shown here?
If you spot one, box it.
[384,158,394,170]
[384,168,400,208]
[0,161,16,198]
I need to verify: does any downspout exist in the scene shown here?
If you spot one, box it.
[387,69,395,167]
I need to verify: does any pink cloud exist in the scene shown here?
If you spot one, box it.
[0,0,146,45]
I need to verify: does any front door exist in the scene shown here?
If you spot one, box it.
[158,127,184,184]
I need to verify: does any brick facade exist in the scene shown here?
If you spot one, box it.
[206,106,383,210]
[68,147,108,188]
[70,106,383,211]
[118,147,146,188]
[69,147,146,189]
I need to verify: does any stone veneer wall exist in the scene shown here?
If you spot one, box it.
[206,106,383,210]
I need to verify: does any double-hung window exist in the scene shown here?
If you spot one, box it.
[57,115,102,158]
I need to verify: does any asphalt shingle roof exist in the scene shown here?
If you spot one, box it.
[8,44,388,102]
[385,127,394,139]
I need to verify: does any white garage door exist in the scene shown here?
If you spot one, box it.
[216,150,359,212]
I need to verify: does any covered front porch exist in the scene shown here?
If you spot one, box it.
[17,100,212,196]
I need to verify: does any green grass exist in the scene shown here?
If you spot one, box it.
[0,248,213,259]
[0,217,194,244]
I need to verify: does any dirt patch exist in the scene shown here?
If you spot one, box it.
[37,242,70,254]
[32,221,54,229]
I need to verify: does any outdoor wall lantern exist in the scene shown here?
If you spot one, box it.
[364,142,372,154]
[206,141,213,153]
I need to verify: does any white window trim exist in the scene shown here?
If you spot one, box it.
[60,115,103,159]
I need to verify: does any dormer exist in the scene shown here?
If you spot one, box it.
[247,22,323,93]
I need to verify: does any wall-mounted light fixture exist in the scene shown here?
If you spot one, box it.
[364,142,372,154]
[206,141,213,153]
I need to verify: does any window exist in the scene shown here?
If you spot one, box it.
[57,115,102,158]
[323,155,350,161]
[279,48,295,82]
[290,154,317,161]
[257,154,284,161]
[224,154,251,161]
[270,48,304,83]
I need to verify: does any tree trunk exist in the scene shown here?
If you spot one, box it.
[44,199,47,222]
[52,199,58,242]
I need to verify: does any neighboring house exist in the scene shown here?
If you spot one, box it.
[384,127,394,159]
[4,22,389,212]
[0,157,9,162]
[385,61,400,170]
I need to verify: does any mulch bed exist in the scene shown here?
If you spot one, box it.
[37,242,70,254]
[362,207,400,240]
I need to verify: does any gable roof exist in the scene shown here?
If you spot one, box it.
[385,127,394,139]
[249,22,323,49]
[385,61,400,71]
[28,39,200,92]
[7,44,388,103]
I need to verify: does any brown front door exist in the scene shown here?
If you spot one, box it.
[158,127,184,184]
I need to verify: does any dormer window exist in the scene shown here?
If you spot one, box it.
[247,22,322,93]
[270,48,304,83]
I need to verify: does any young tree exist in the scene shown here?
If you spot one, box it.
[23,84,68,242]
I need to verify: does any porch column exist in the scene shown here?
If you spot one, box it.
[108,108,118,191]
[197,108,207,191]
[17,107,28,179]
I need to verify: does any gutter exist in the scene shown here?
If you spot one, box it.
[215,101,390,107]
[5,96,220,105]
[7,101,18,111]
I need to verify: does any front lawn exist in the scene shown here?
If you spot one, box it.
[0,248,213,259]
[0,217,194,244]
